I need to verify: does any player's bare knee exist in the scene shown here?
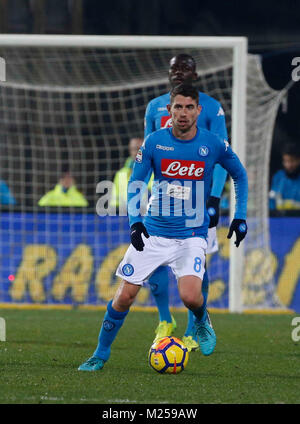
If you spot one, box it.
[180,292,194,309]
[113,281,139,310]
[181,292,204,310]
[114,291,134,309]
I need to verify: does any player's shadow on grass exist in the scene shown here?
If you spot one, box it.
[217,350,300,359]
[7,339,93,348]
[248,372,300,380]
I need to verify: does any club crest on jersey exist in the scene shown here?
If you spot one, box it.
[135,149,143,163]
[161,159,205,180]
[198,146,209,157]
[122,263,134,276]
[160,115,173,128]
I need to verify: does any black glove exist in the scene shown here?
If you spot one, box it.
[130,222,149,251]
[227,219,247,247]
[207,196,220,228]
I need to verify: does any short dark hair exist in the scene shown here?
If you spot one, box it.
[170,84,199,105]
[170,53,196,70]
[282,143,300,158]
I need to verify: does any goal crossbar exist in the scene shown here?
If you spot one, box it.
[0,34,247,50]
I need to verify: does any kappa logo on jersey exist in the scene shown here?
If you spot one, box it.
[161,159,205,180]
[160,115,173,128]
[224,140,229,151]
[156,144,174,151]
[217,106,225,116]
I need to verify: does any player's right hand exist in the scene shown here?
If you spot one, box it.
[130,222,149,251]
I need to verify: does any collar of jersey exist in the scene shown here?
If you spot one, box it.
[168,127,199,143]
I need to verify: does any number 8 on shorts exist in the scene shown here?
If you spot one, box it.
[193,257,202,273]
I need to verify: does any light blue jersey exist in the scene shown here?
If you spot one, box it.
[128,127,248,240]
[144,91,228,198]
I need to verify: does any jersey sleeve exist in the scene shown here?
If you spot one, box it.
[207,100,228,198]
[209,101,228,140]
[211,164,228,198]
[216,139,248,220]
[128,136,153,226]
[144,100,155,138]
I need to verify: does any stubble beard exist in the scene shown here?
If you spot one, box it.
[173,117,197,139]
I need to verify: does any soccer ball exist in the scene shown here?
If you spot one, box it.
[148,336,189,374]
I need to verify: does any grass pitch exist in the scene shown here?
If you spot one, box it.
[0,308,299,404]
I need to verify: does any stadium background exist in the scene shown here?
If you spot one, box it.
[0,0,299,312]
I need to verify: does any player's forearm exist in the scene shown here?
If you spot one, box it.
[219,150,248,219]
[128,193,144,226]
[231,168,248,220]
[210,164,227,198]
[127,166,151,226]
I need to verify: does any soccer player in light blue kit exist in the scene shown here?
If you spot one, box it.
[145,54,228,351]
[78,84,248,371]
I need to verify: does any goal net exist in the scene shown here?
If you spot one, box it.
[0,36,286,310]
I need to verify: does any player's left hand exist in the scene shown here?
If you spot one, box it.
[207,196,220,228]
[227,219,247,247]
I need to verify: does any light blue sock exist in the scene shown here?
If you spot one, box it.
[93,300,129,361]
[184,270,209,337]
[149,266,172,323]
[184,309,196,337]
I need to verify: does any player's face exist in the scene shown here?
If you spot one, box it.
[282,154,300,174]
[167,95,201,134]
[168,57,197,87]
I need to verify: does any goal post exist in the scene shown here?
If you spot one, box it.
[230,38,248,312]
[0,35,284,311]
